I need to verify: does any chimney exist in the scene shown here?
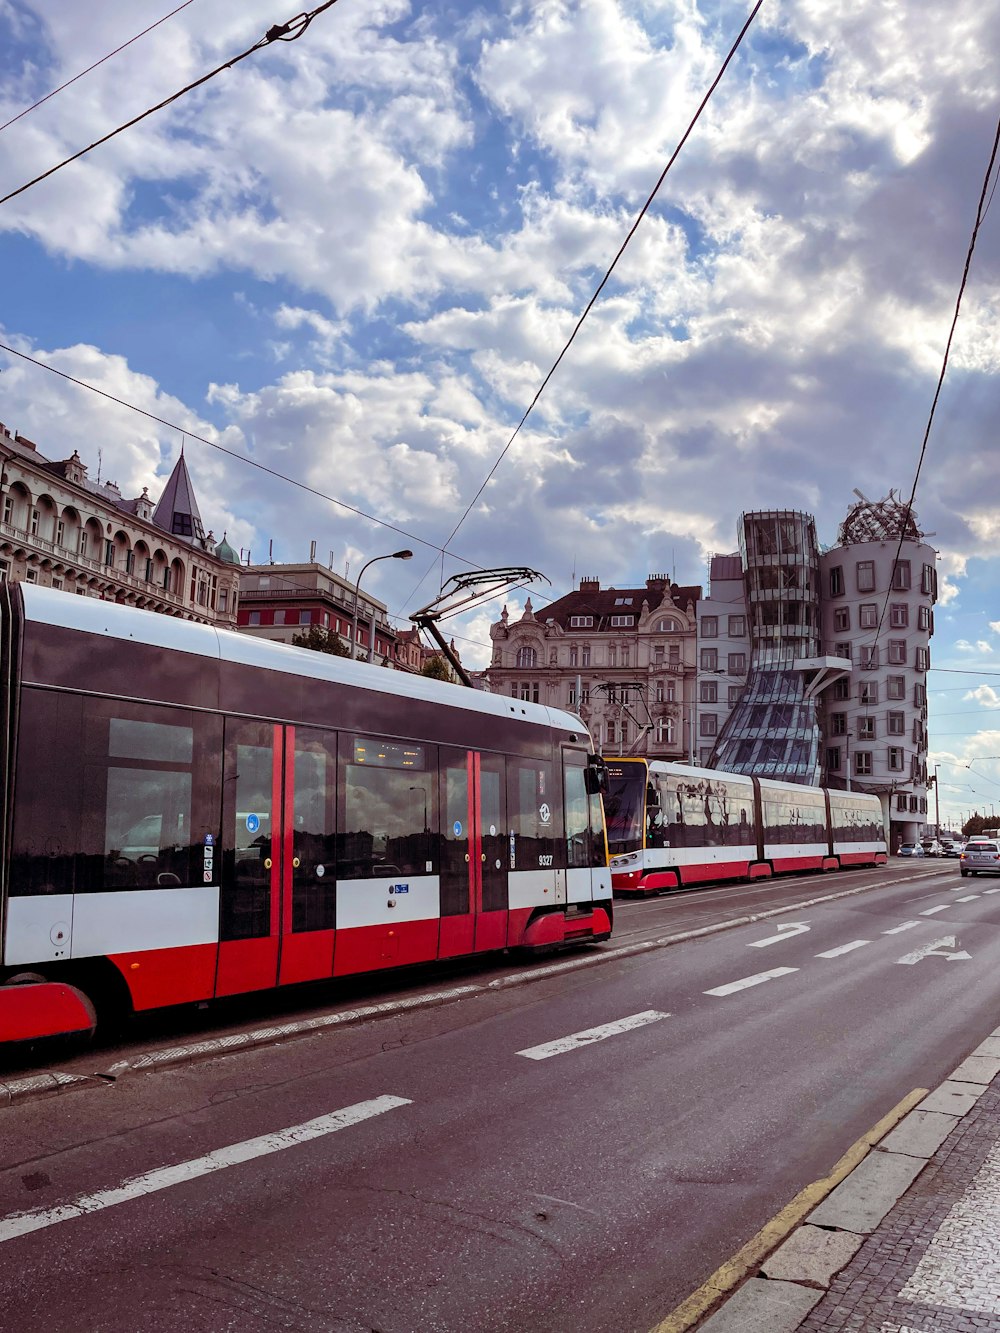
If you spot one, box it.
[578,576,600,593]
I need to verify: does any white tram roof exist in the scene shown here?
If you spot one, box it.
[18,585,587,738]
[646,760,755,788]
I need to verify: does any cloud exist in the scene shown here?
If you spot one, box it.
[963,686,1000,709]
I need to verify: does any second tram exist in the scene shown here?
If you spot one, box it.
[604,758,886,895]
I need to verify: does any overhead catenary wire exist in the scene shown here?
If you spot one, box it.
[0,0,342,209]
[0,0,198,136]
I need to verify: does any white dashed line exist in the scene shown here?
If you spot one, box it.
[955,895,980,903]
[704,968,798,997]
[983,888,1000,895]
[883,921,922,934]
[919,905,949,916]
[516,1010,669,1060]
[0,1096,411,1244]
[815,940,870,959]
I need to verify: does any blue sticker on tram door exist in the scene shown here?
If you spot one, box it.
[204,834,214,846]
[245,814,260,833]
[453,820,463,837]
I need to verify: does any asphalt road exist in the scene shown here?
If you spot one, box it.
[2,860,998,1333]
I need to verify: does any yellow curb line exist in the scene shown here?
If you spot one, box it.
[650,1085,929,1333]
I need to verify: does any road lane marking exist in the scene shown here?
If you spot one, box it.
[747,921,810,948]
[985,888,1000,895]
[919,905,949,916]
[0,1096,411,1245]
[651,1088,928,1333]
[883,921,922,934]
[704,968,797,997]
[814,939,870,958]
[955,895,980,902]
[897,936,972,965]
[516,1009,669,1060]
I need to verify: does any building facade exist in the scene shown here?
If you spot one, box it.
[484,575,702,759]
[0,423,239,624]
[236,559,397,660]
[695,554,752,765]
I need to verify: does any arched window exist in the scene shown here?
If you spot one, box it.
[655,617,680,633]
[515,646,537,669]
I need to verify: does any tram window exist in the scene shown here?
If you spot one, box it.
[291,735,338,932]
[762,794,826,845]
[10,689,85,896]
[563,755,605,867]
[657,776,753,848]
[508,759,556,869]
[340,737,436,879]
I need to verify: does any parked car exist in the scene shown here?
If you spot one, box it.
[920,838,942,857]
[960,841,1000,877]
[897,842,925,857]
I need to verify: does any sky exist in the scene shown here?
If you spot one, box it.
[0,0,998,830]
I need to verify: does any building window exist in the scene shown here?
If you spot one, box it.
[858,717,876,740]
[859,681,878,705]
[620,721,629,744]
[836,642,852,660]
[921,563,934,595]
[914,683,926,706]
[854,752,872,776]
[701,616,718,638]
[892,560,911,590]
[510,685,519,699]
[51,576,63,590]
[826,746,841,772]
[860,645,879,669]
[516,646,537,668]
[858,603,877,629]
[218,588,229,614]
[888,747,904,771]
[887,676,904,700]
[831,712,846,735]
[829,566,844,596]
[0,559,9,581]
[608,645,616,667]
[248,611,261,626]
[25,567,37,583]
[613,596,633,606]
[656,717,675,745]
[568,684,577,706]
[569,646,578,667]
[888,711,905,735]
[700,714,717,737]
[610,614,633,627]
[728,685,741,705]
[834,678,850,701]
[728,615,746,636]
[915,647,928,671]
[55,519,64,547]
[700,648,718,671]
[104,540,114,566]
[728,652,747,673]
[888,640,906,664]
[29,509,39,536]
[834,607,850,632]
[856,561,875,593]
[580,685,590,704]
[2,497,11,526]
[655,680,664,704]
[918,606,931,631]
[621,644,629,666]
[606,720,617,744]
[665,680,676,702]
[700,681,718,703]
[581,646,590,667]
[890,603,908,628]
[569,615,593,628]
[668,644,680,664]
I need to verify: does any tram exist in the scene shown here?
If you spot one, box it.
[0,585,611,1050]
[605,758,886,895]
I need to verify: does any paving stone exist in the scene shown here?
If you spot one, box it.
[760,1226,864,1287]
[917,1082,984,1116]
[698,1278,823,1332]
[879,1110,960,1160]
[949,1055,1000,1086]
[807,1151,927,1234]
[971,1038,1000,1060]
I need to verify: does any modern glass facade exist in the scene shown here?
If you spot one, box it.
[709,511,823,783]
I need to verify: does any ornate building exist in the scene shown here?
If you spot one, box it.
[484,574,702,759]
[0,422,239,624]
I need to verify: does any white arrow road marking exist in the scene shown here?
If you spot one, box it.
[883,921,922,934]
[748,921,811,948]
[516,1009,669,1060]
[815,939,870,959]
[956,895,980,902]
[919,905,949,916]
[704,967,798,997]
[897,936,973,965]
[0,1096,412,1245]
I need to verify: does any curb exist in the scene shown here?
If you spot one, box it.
[0,868,944,1105]
[656,1031,1000,1332]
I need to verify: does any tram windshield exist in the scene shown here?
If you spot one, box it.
[603,761,647,855]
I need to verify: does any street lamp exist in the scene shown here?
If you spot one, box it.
[350,549,413,662]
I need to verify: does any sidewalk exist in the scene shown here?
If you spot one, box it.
[697,1035,1000,1333]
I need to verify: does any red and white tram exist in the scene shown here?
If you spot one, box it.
[0,585,611,1050]
[605,758,887,896]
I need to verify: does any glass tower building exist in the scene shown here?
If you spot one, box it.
[708,511,823,783]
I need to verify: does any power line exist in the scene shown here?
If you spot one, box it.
[0,0,342,209]
[0,0,198,136]
[403,0,764,611]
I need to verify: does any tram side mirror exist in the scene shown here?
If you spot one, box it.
[584,758,608,796]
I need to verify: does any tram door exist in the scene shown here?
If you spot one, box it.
[439,750,508,957]
[216,721,337,997]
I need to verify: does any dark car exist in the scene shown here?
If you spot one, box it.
[960,841,1000,877]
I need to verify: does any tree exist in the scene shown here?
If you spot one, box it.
[421,654,453,681]
[291,624,350,657]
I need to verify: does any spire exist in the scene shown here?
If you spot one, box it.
[152,452,207,545]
